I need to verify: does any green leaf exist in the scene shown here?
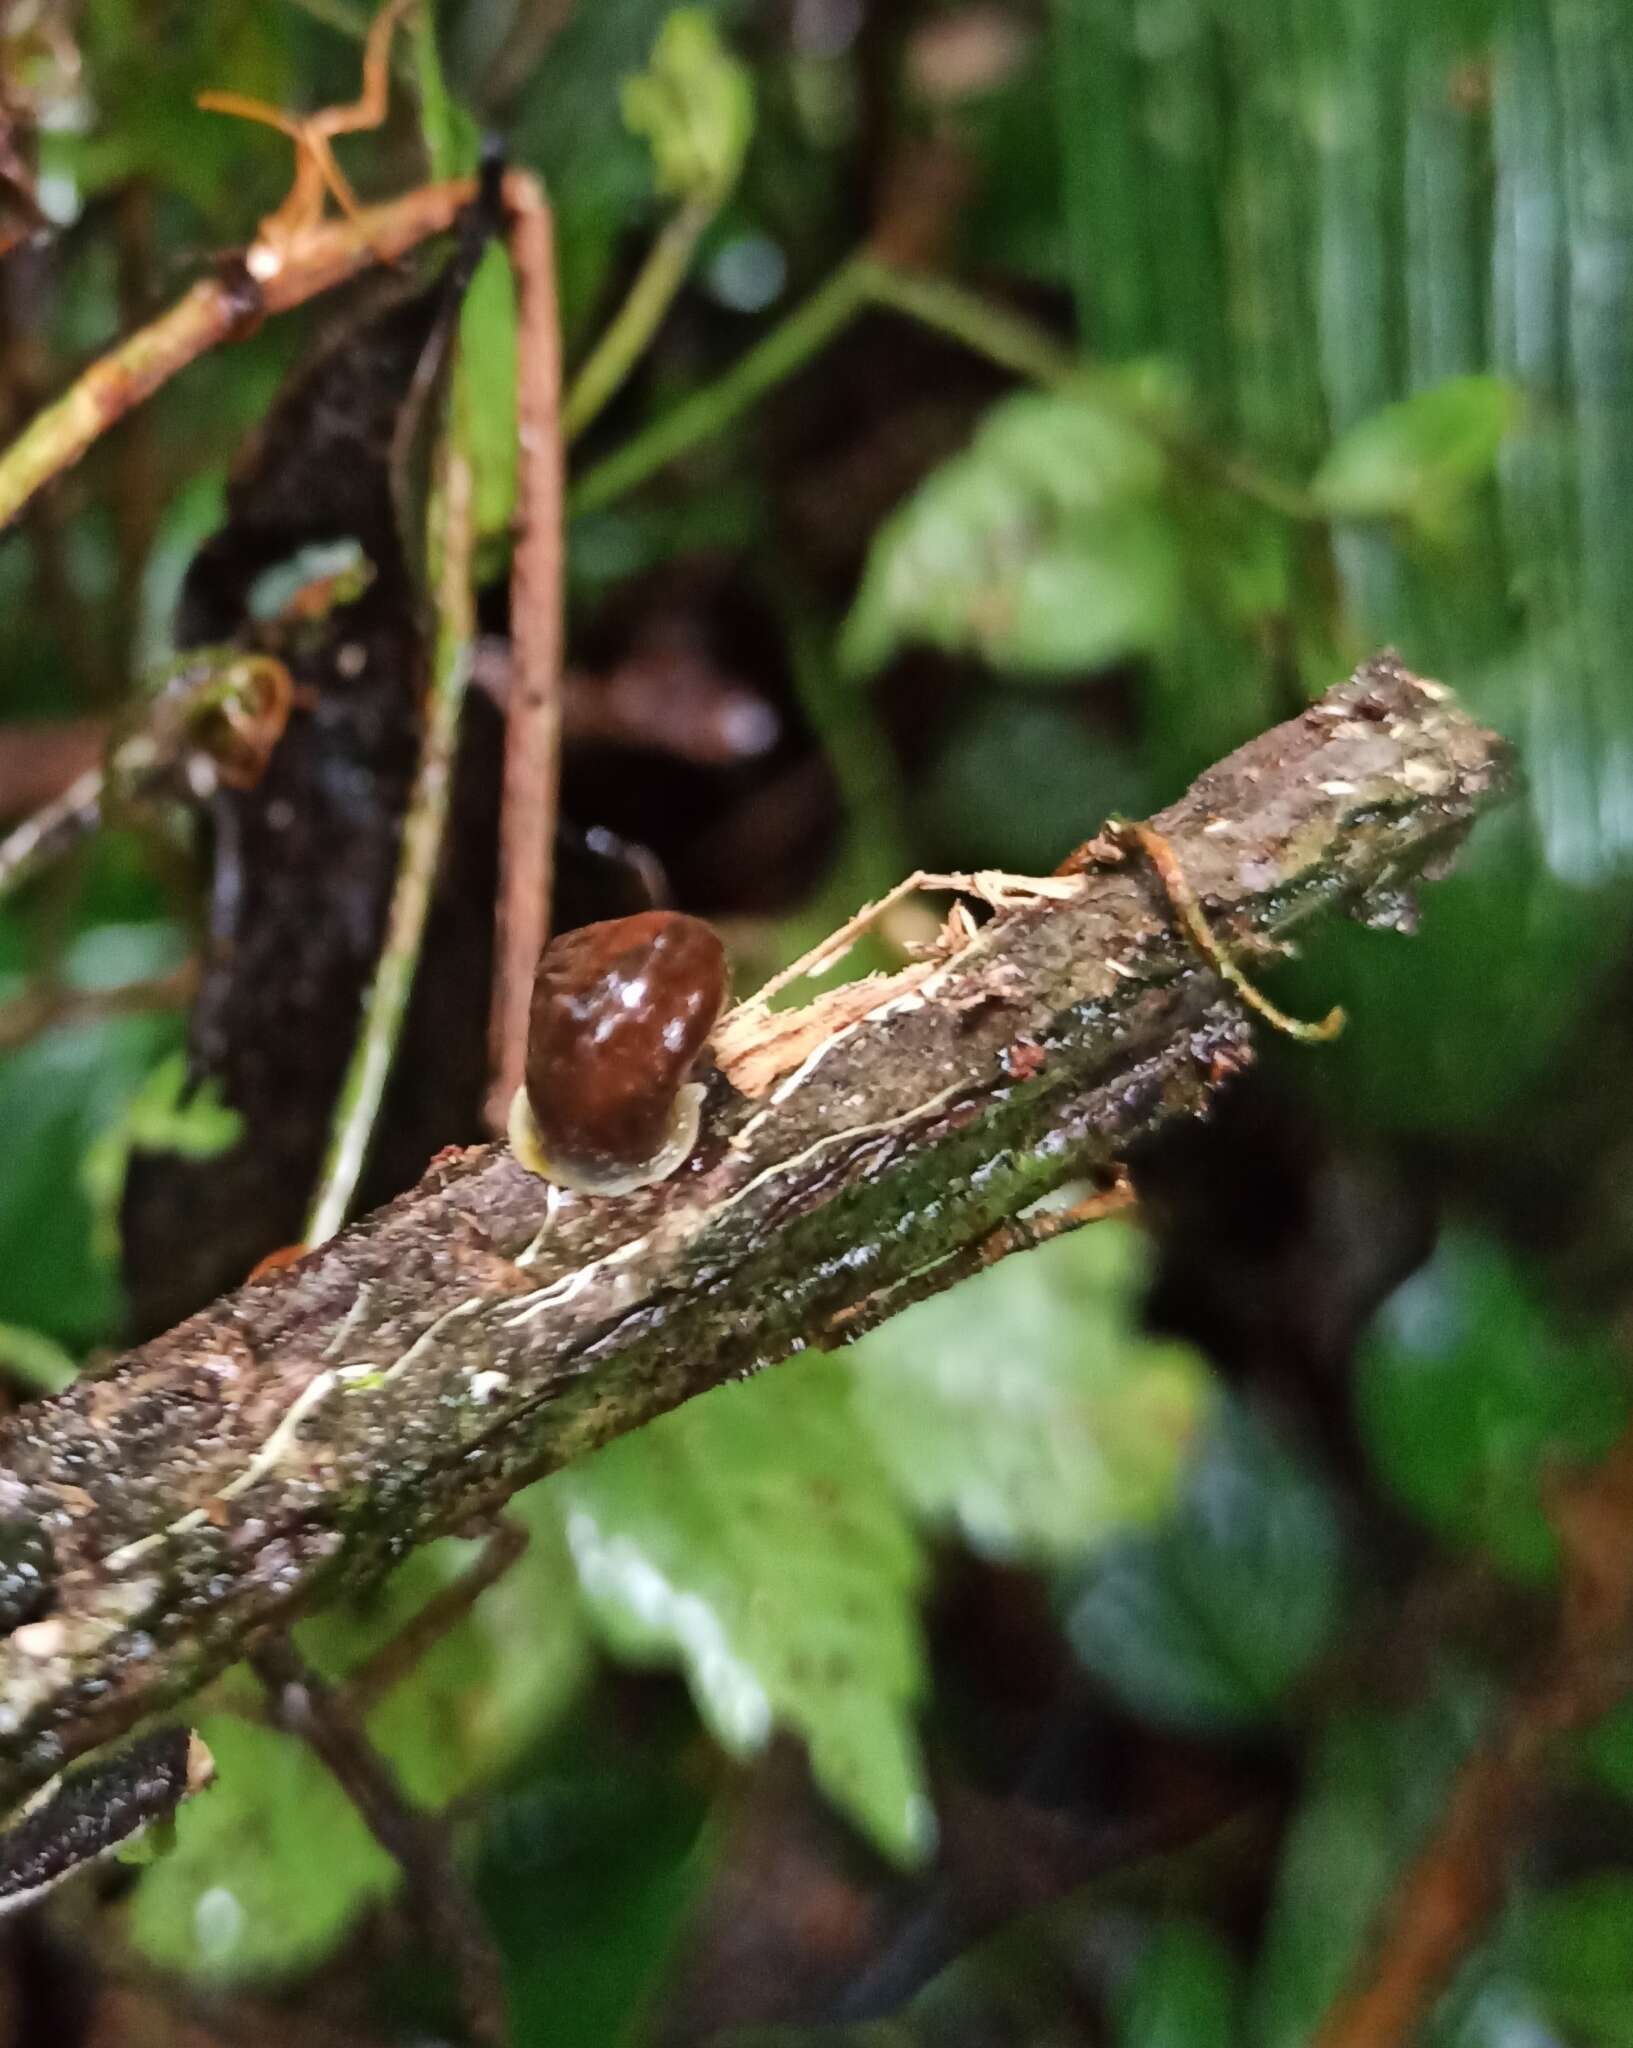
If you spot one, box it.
[1060,1403,1343,1731]
[1359,1229,1630,1582]
[129,1504,589,1985]
[459,243,520,562]
[0,1321,78,1395]
[408,0,477,181]
[80,1048,242,1266]
[841,389,1181,679]
[849,1220,1213,1563]
[479,1739,712,2048]
[622,8,754,210]
[1117,1922,1245,2048]
[1310,376,1520,533]
[0,1011,182,1346]
[553,1359,932,1864]
[299,1487,592,1811]
[128,1715,396,1982]
[1249,1677,1490,2048]
[1518,1877,1633,2046]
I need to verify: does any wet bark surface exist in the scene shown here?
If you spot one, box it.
[0,655,1512,1807]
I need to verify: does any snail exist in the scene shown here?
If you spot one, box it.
[508,910,728,1196]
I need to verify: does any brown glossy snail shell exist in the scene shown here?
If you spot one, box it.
[508,910,727,1195]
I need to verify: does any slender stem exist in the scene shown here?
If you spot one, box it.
[563,199,716,441]
[409,0,458,180]
[0,768,106,904]
[570,248,1321,526]
[568,256,874,514]
[284,0,373,40]
[305,397,476,1246]
[286,0,425,93]
[0,178,475,535]
[1310,1422,1633,2048]
[854,258,1079,386]
[0,961,198,1056]
[338,1518,529,1719]
[251,1637,508,2048]
[0,282,251,534]
[783,602,913,903]
[0,648,293,907]
[569,255,1070,519]
[863,264,1321,519]
[487,170,565,1132]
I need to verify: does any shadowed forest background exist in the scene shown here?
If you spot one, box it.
[3,1,1633,2043]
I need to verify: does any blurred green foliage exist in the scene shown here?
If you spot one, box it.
[620,8,753,211]
[555,1359,930,1867]
[1061,1403,1345,1734]
[5,0,1633,2041]
[1250,1677,1492,2048]
[131,1221,1207,1972]
[842,384,1181,679]
[1360,1230,1632,1581]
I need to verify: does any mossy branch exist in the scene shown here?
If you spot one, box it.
[0,656,1512,1809]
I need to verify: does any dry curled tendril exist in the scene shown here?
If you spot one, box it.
[197,0,413,276]
[1107,817,1345,1044]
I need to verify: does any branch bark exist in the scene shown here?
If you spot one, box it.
[0,178,476,534]
[1309,1419,1633,2048]
[0,655,1512,1810]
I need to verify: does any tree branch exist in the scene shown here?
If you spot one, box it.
[1309,1418,1633,2048]
[0,655,1512,1810]
[251,1637,507,2047]
[0,178,476,535]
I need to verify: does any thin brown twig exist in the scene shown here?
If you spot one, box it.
[249,1635,508,2048]
[0,721,106,819]
[337,1518,530,1721]
[1309,1422,1633,2048]
[197,0,414,242]
[0,648,294,905]
[485,169,564,1134]
[0,961,199,1054]
[0,764,104,903]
